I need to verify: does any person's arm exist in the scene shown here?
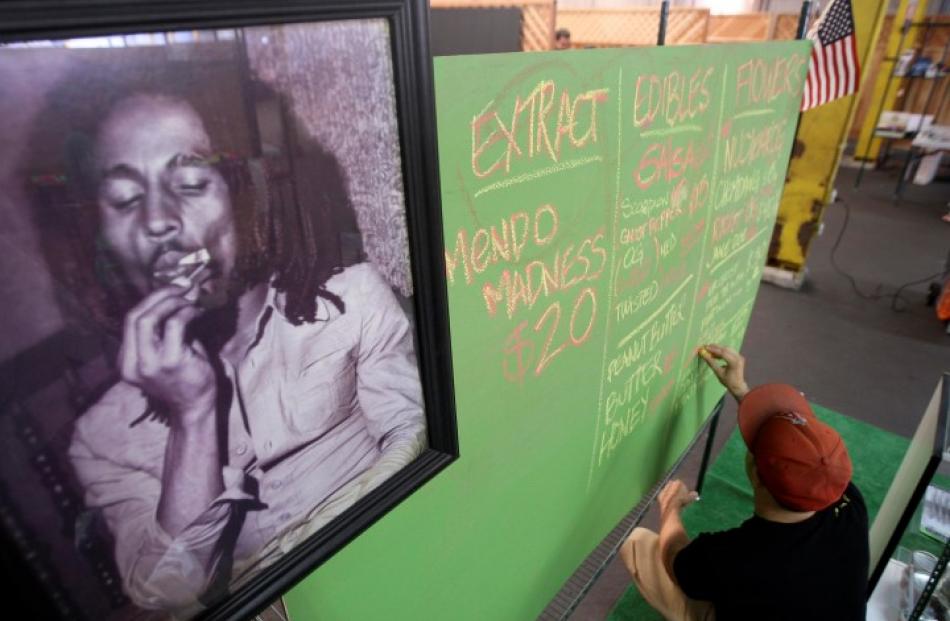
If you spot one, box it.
[657,479,699,581]
[69,407,256,611]
[70,284,252,611]
[233,265,427,556]
[115,283,224,536]
[699,344,749,402]
[270,267,425,547]
[353,265,426,463]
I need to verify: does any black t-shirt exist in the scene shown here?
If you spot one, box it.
[673,482,869,621]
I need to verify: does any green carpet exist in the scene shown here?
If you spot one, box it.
[608,404,949,621]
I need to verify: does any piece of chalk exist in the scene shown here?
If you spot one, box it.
[698,347,710,357]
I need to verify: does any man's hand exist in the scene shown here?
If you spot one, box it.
[123,285,225,537]
[699,344,750,402]
[658,480,699,521]
[118,284,216,427]
[657,480,698,581]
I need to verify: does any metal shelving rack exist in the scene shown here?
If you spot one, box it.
[855,0,950,197]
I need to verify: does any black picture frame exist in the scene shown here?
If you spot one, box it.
[0,2,456,620]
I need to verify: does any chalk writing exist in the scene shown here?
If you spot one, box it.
[597,384,649,468]
[615,275,692,350]
[712,210,742,242]
[709,227,767,274]
[670,175,710,216]
[735,55,807,109]
[502,287,598,382]
[614,280,660,322]
[649,376,677,413]
[436,43,809,485]
[633,67,715,130]
[480,228,606,319]
[471,81,609,179]
[473,155,604,198]
[445,203,559,286]
[680,217,706,255]
[620,195,669,220]
[635,137,711,190]
[653,231,677,260]
[619,199,685,244]
[723,119,788,173]
[715,169,763,210]
[732,108,775,120]
[672,355,713,409]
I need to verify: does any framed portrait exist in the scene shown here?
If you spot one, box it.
[0,1,456,619]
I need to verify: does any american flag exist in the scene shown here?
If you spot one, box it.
[801,0,861,111]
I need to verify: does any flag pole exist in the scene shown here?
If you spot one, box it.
[797,0,813,38]
[789,3,812,155]
[657,0,669,46]
[792,1,812,134]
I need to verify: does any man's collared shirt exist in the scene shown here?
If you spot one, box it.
[70,263,426,612]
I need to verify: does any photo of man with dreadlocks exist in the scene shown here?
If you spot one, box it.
[3,21,426,617]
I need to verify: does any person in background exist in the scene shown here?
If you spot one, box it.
[620,344,869,621]
[555,28,572,50]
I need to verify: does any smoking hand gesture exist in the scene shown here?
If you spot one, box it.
[118,284,216,427]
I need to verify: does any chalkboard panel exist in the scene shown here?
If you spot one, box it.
[435,42,809,503]
[277,43,812,621]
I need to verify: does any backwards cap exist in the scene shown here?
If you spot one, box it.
[738,384,852,511]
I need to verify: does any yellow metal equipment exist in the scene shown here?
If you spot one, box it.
[769,0,892,275]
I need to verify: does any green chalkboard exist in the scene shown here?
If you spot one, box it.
[438,42,808,504]
[286,42,809,620]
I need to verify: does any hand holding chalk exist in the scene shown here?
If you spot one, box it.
[658,479,700,519]
[698,343,750,402]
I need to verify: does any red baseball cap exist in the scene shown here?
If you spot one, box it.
[738,384,852,512]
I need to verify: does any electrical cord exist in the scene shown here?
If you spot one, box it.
[829,198,947,312]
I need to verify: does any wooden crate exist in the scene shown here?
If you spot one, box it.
[556,7,710,48]
[772,13,801,40]
[707,13,771,42]
[431,0,555,51]
[706,13,801,43]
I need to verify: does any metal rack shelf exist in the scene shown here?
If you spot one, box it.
[855,1,950,196]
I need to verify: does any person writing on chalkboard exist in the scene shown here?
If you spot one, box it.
[619,344,869,621]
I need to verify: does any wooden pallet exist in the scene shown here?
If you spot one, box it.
[556,7,709,47]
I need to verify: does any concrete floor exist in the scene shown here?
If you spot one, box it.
[567,165,950,620]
